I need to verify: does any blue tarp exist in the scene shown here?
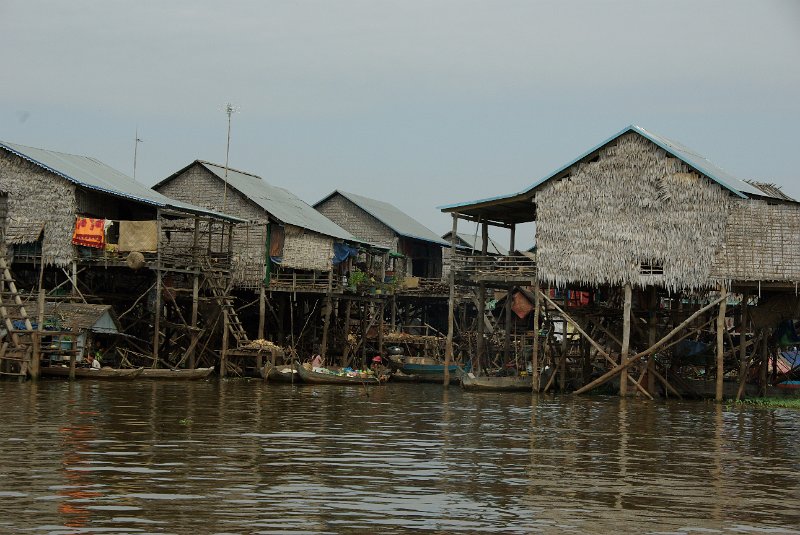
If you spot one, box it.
[333,243,359,265]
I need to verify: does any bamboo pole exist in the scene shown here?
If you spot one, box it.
[715,286,728,402]
[444,213,458,387]
[190,274,199,369]
[575,294,728,395]
[647,287,657,394]
[532,282,541,392]
[620,283,632,396]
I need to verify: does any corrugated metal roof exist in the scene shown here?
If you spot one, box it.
[744,180,795,201]
[443,231,508,255]
[196,162,357,242]
[319,190,449,246]
[0,141,241,221]
[439,124,791,211]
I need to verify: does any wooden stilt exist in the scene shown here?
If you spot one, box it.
[619,283,632,396]
[715,286,728,402]
[647,287,657,395]
[532,282,541,392]
[221,301,229,376]
[575,294,728,395]
[476,283,486,373]
[258,283,266,341]
[560,319,567,392]
[341,299,352,367]
[378,300,385,356]
[444,213,458,387]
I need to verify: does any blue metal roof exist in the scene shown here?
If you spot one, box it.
[439,125,788,211]
[195,162,357,242]
[0,141,241,221]
[318,190,450,247]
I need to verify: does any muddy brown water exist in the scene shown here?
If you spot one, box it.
[0,380,797,534]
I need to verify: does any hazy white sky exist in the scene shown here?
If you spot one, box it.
[1,0,798,246]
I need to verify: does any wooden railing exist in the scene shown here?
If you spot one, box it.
[452,254,537,280]
[268,270,341,293]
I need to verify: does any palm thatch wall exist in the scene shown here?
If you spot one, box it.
[0,152,76,266]
[712,199,800,282]
[535,133,732,291]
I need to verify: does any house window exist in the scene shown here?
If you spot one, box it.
[640,261,664,275]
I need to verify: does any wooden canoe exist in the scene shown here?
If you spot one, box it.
[295,364,384,385]
[460,373,532,392]
[388,355,468,384]
[42,366,144,380]
[261,363,301,383]
[139,367,214,380]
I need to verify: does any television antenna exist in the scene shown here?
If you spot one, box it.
[222,103,240,212]
[133,127,143,180]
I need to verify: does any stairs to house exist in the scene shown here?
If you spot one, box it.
[0,249,34,377]
[200,258,249,348]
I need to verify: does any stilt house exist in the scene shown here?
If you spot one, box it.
[314,190,448,281]
[0,141,241,377]
[440,125,800,398]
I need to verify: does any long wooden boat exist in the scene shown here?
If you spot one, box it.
[139,367,214,380]
[261,363,301,383]
[388,355,468,384]
[460,373,532,392]
[42,366,144,380]
[295,364,384,385]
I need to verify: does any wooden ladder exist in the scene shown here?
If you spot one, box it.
[201,259,249,347]
[0,253,34,377]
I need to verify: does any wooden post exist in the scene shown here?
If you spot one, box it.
[444,213,458,386]
[647,286,657,395]
[575,294,728,395]
[258,284,266,341]
[152,209,163,369]
[619,283,632,396]
[378,300,385,357]
[341,299,352,367]
[390,295,396,331]
[360,302,368,367]
[71,261,78,298]
[221,305,229,377]
[320,271,333,360]
[759,332,769,397]
[476,283,486,374]
[189,273,199,369]
[715,286,728,402]
[532,282,541,391]
[735,291,749,402]
[504,224,516,361]
[560,319,567,392]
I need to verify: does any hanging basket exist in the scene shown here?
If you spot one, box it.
[126,251,146,270]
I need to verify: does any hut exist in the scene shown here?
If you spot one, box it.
[153,161,380,363]
[440,125,800,398]
[0,140,241,378]
[315,191,452,355]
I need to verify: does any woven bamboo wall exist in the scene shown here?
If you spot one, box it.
[712,200,800,282]
[282,226,333,271]
[535,133,732,291]
[0,152,77,266]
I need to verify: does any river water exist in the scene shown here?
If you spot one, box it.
[0,380,797,534]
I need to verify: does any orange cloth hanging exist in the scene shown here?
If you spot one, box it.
[72,217,106,248]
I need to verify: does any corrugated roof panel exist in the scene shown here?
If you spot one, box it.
[328,191,449,246]
[198,162,356,242]
[0,141,241,221]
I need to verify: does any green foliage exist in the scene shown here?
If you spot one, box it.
[729,397,800,410]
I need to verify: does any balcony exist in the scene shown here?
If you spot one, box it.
[452,254,537,284]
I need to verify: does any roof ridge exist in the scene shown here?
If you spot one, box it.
[197,160,263,180]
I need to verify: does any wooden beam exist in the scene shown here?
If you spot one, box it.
[715,286,728,402]
[532,282,541,392]
[620,283,632,396]
[444,213,458,387]
[575,294,728,395]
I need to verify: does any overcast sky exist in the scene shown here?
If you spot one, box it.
[1,1,798,247]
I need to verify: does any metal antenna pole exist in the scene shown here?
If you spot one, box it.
[223,103,234,212]
[133,128,143,180]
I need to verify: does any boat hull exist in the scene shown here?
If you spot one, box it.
[296,365,383,385]
[460,373,532,392]
[42,366,144,380]
[140,367,214,380]
[261,363,301,383]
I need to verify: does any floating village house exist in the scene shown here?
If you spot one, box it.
[440,125,800,398]
[314,191,453,344]
[0,141,242,378]
[153,161,383,364]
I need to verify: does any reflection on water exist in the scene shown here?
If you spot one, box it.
[0,380,798,534]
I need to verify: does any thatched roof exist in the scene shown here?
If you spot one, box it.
[439,125,794,225]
